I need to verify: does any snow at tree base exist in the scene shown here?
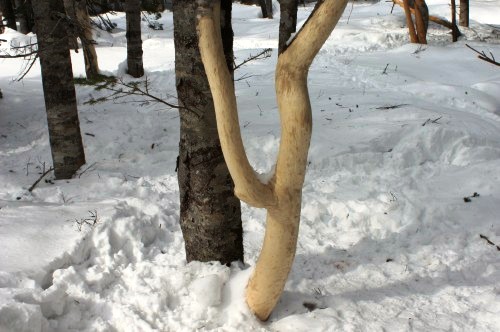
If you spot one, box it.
[1,1,500,331]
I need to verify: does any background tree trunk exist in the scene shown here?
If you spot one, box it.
[259,0,273,18]
[278,0,298,54]
[402,0,418,43]
[172,0,243,265]
[63,0,79,50]
[451,0,458,41]
[32,0,86,179]
[1,0,17,30]
[14,0,28,33]
[459,0,468,27]
[75,0,100,79]
[125,0,144,77]
[413,0,428,44]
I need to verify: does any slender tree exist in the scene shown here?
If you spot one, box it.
[198,0,347,320]
[14,0,29,33]
[459,0,468,27]
[173,0,243,264]
[32,0,86,179]
[278,0,298,54]
[125,0,144,77]
[259,0,273,18]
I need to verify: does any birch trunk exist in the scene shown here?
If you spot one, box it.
[198,0,347,320]
[32,0,86,179]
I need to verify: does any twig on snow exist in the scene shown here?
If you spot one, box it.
[465,44,500,67]
[28,167,54,192]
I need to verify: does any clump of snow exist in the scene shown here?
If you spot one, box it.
[1,1,500,331]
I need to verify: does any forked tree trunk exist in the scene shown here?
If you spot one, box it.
[402,0,418,43]
[459,0,468,27]
[278,0,298,54]
[32,0,86,179]
[125,0,144,77]
[413,0,428,44]
[75,0,100,79]
[198,0,347,320]
[173,0,243,265]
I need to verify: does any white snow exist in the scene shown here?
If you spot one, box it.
[1,1,500,331]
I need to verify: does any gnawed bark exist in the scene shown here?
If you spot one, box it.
[32,0,86,179]
[198,0,347,320]
[173,0,243,265]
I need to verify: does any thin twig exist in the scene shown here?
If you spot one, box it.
[28,167,54,192]
[234,48,272,70]
[465,44,500,67]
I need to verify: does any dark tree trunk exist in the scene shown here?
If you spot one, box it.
[259,0,273,18]
[32,0,86,179]
[2,0,17,30]
[278,0,298,54]
[451,0,458,42]
[14,0,28,33]
[125,0,144,77]
[173,0,243,265]
[459,0,468,27]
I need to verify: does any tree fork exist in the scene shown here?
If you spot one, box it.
[198,0,348,320]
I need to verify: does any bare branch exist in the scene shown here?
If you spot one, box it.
[466,44,500,67]
[233,48,272,70]
[28,167,54,192]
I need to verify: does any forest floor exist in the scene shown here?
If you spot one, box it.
[1,1,500,331]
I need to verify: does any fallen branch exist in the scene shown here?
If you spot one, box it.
[479,234,500,251]
[376,104,409,110]
[422,116,442,126]
[465,44,500,67]
[28,167,54,192]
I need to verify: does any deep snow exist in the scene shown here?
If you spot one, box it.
[1,1,500,331]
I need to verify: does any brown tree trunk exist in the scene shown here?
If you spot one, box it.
[75,0,100,79]
[278,0,298,54]
[413,0,428,44]
[459,0,468,27]
[402,0,418,43]
[125,0,144,77]
[198,0,347,320]
[172,0,243,265]
[451,0,458,42]
[1,0,17,30]
[32,0,86,179]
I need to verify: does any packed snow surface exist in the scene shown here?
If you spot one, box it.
[1,1,500,331]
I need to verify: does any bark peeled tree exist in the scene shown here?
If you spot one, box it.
[198,0,347,320]
[32,0,86,179]
[125,0,144,77]
[173,0,243,265]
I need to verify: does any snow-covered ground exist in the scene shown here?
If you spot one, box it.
[1,1,500,331]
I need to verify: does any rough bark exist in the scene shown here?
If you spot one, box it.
[198,0,347,320]
[63,0,79,50]
[2,0,17,30]
[278,0,298,54]
[32,0,86,179]
[125,0,144,77]
[173,0,243,265]
[459,0,468,27]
